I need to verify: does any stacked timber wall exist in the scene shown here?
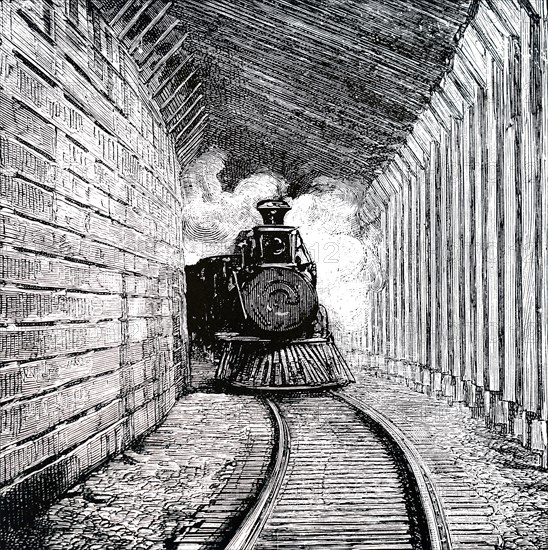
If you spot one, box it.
[367,0,548,466]
[0,0,188,524]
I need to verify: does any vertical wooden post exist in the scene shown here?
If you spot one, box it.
[462,103,476,387]
[410,169,419,365]
[400,168,412,366]
[485,52,501,394]
[439,126,450,377]
[520,10,540,415]
[395,186,404,371]
[419,160,431,370]
[474,85,487,392]
[430,141,441,374]
[451,116,464,389]
[503,35,520,404]
[388,197,397,363]
[540,6,548,438]
[380,207,388,363]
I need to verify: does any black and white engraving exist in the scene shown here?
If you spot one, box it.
[0,1,547,549]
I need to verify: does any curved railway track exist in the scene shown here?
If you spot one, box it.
[225,389,451,550]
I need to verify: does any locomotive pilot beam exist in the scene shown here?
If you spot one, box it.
[185,199,354,390]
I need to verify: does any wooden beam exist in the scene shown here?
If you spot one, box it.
[161,72,198,110]
[128,2,173,53]
[175,121,205,155]
[396,189,404,366]
[471,7,505,69]
[178,137,203,167]
[173,108,206,143]
[168,91,203,130]
[145,33,189,84]
[152,54,193,98]
[110,0,134,27]
[374,173,394,203]
[458,29,488,88]
[140,20,180,67]
[540,4,548,425]
[406,134,427,169]
[409,170,419,364]
[119,0,157,40]
[379,209,388,359]
[402,172,410,363]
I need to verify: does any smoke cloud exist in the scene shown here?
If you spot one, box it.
[181,148,384,348]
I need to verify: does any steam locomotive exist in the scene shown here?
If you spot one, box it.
[185,199,354,389]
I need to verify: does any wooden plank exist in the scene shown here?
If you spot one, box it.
[0,347,120,402]
[0,135,56,186]
[0,321,121,362]
[0,211,126,271]
[0,174,54,223]
[0,94,57,158]
[0,370,121,449]
[0,399,122,486]
[0,249,122,293]
[0,288,122,323]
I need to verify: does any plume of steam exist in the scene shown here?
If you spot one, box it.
[181,148,384,347]
[181,148,288,263]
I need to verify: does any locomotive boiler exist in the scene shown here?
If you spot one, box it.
[185,199,354,389]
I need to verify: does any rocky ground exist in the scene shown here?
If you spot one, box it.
[2,358,547,550]
[1,392,274,550]
[347,365,548,550]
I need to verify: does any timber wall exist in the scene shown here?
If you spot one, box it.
[0,0,188,524]
[367,0,548,466]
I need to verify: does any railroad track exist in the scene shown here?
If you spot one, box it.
[225,389,451,550]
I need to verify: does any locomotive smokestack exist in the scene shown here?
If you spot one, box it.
[256,199,291,225]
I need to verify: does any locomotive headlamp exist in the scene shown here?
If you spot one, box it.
[266,236,286,256]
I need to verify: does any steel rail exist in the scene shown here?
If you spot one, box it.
[224,398,291,550]
[331,389,453,550]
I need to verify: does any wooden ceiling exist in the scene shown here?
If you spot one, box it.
[173,0,473,191]
[102,0,473,195]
